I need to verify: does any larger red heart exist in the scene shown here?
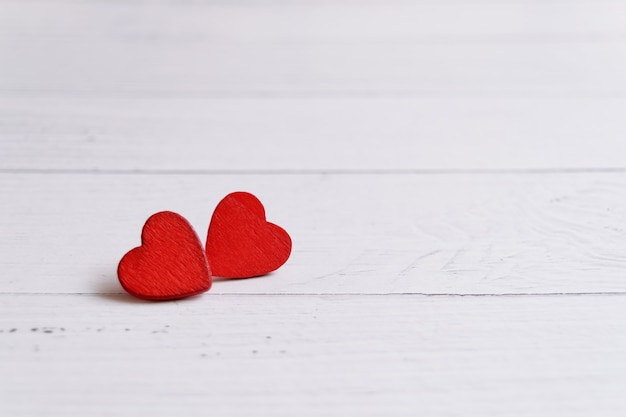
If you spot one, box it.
[118,211,212,300]
[206,192,292,278]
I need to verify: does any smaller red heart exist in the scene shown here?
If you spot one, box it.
[206,192,292,278]
[118,211,212,300]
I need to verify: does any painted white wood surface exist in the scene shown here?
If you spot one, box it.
[2,97,626,171]
[1,1,626,96]
[2,0,626,416]
[3,172,626,295]
[3,294,626,417]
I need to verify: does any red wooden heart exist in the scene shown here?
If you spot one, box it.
[206,192,292,278]
[118,211,212,300]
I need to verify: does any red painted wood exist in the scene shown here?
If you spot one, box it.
[118,211,212,300]
[206,192,292,278]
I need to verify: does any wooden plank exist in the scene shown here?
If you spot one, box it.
[1,2,626,95]
[3,172,626,295]
[3,2,625,41]
[2,293,626,416]
[2,40,623,96]
[3,97,626,171]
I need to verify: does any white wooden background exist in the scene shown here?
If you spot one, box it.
[2,1,626,415]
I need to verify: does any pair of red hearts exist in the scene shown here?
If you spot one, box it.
[117,192,292,301]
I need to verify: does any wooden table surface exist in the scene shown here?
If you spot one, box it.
[2,1,626,415]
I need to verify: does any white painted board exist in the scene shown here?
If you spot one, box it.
[2,294,626,416]
[3,172,626,295]
[1,2,626,95]
[2,97,626,172]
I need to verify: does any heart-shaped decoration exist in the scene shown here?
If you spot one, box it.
[206,192,292,278]
[118,211,212,300]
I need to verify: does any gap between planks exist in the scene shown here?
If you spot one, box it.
[6,91,626,99]
[6,168,626,176]
[2,292,626,297]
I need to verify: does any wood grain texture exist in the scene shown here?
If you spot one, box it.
[3,172,626,295]
[2,294,626,416]
[2,97,626,171]
[1,2,626,96]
